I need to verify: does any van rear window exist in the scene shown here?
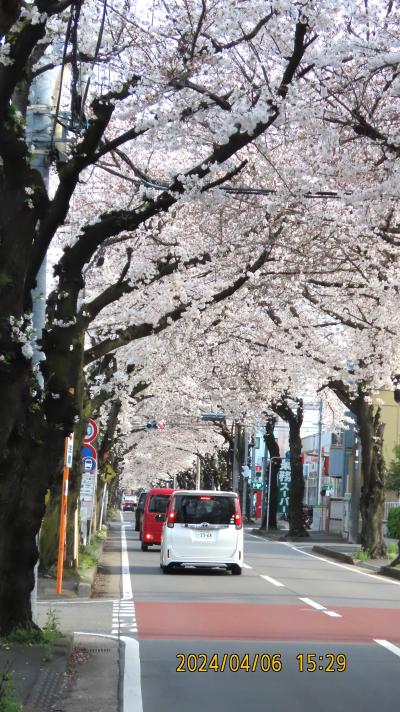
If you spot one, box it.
[173,495,235,525]
[148,495,170,513]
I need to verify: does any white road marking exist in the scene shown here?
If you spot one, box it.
[299,597,326,611]
[374,639,400,658]
[120,512,134,600]
[323,610,342,618]
[110,516,138,637]
[260,574,285,587]
[121,636,143,712]
[242,563,252,569]
[38,599,120,606]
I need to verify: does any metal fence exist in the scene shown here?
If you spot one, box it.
[384,501,400,522]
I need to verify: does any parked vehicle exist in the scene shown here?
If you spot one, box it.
[160,490,243,574]
[135,491,147,531]
[140,488,174,551]
[121,495,137,512]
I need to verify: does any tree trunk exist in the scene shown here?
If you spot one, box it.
[330,382,387,558]
[287,415,307,537]
[0,408,62,634]
[357,401,386,557]
[260,417,281,530]
[273,398,307,538]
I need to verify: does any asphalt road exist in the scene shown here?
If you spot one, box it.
[37,513,400,711]
[123,512,400,712]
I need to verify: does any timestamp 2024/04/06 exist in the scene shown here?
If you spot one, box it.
[176,652,347,673]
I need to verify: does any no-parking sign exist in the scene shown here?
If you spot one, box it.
[83,419,98,443]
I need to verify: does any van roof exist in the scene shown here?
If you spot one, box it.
[173,490,238,497]
[147,487,175,495]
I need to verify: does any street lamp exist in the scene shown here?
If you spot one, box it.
[263,456,281,530]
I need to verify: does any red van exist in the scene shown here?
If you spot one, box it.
[140,487,174,551]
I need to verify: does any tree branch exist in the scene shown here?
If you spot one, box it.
[84,245,274,364]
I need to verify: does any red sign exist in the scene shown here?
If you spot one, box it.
[81,443,97,460]
[255,465,262,472]
[83,419,98,444]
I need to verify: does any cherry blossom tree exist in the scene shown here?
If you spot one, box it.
[2,0,400,635]
[1,0,321,633]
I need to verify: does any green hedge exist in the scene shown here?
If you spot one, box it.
[387,507,400,539]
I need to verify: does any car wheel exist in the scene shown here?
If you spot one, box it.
[141,542,148,552]
[162,565,171,574]
[231,564,242,576]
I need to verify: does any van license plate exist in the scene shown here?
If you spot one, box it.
[196,532,213,539]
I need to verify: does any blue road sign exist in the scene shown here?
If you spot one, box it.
[82,456,96,473]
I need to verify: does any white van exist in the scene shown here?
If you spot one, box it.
[160,490,243,575]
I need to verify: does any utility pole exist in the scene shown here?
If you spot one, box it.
[26,67,57,622]
[349,430,361,543]
[196,455,201,490]
[316,400,324,504]
[261,430,268,524]
[232,422,240,492]
[26,69,56,372]
[241,431,249,520]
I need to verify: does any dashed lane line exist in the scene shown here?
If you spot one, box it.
[299,597,342,618]
[260,574,286,587]
[299,597,326,611]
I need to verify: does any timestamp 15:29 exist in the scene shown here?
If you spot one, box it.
[296,653,347,672]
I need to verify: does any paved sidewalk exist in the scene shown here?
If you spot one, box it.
[1,519,123,712]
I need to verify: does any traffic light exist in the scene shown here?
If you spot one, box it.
[146,420,158,429]
[145,420,167,430]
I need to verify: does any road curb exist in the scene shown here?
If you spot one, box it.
[312,546,400,580]
[53,634,74,658]
[312,545,356,564]
[380,565,400,581]
[77,566,97,597]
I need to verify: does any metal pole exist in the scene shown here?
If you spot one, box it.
[196,455,201,489]
[266,459,272,530]
[56,436,72,594]
[316,400,324,504]
[250,435,256,517]
[261,433,268,522]
[99,483,107,528]
[232,422,240,492]
[242,476,247,521]
[241,430,248,518]
[349,429,361,544]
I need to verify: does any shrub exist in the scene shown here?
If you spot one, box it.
[387,507,400,539]
[0,673,22,712]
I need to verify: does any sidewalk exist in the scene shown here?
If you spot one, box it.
[0,519,122,712]
[250,524,400,580]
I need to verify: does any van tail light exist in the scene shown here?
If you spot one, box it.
[167,511,176,528]
[234,499,242,530]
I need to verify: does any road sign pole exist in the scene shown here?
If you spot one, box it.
[56,435,72,594]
